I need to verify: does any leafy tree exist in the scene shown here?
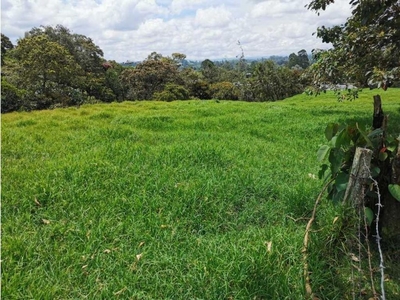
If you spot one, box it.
[154,83,189,101]
[1,77,27,112]
[2,25,118,111]
[288,49,310,69]
[288,53,300,69]
[307,0,400,89]
[201,59,219,83]
[243,60,303,101]
[14,34,82,109]
[26,25,113,102]
[297,49,310,69]
[210,82,239,100]
[171,52,187,68]
[104,61,125,101]
[180,67,211,99]
[120,52,182,100]
[27,25,104,74]
[1,33,14,65]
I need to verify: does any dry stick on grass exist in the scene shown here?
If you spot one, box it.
[302,178,334,299]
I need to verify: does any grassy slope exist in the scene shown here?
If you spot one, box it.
[2,90,400,299]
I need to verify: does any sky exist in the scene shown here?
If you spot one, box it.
[1,0,353,63]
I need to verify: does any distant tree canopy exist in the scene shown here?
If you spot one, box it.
[1,33,14,65]
[288,49,310,70]
[307,0,400,89]
[1,24,311,112]
[120,52,182,101]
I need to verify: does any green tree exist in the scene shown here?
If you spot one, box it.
[154,83,189,101]
[1,33,14,65]
[14,34,82,109]
[288,50,309,69]
[26,25,113,101]
[307,0,399,88]
[1,77,27,113]
[27,25,104,74]
[120,53,182,100]
[297,49,310,69]
[180,67,211,99]
[243,60,303,101]
[210,82,239,100]
[171,52,187,68]
[201,59,219,83]
[105,61,125,101]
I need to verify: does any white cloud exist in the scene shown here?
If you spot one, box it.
[170,0,207,15]
[1,0,352,62]
[250,0,303,18]
[194,6,232,28]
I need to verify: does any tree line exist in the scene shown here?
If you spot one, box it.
[1,25,312,113]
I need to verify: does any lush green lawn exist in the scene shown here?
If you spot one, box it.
[2,89,400,299]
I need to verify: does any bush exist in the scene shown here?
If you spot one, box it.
[1,77,28,113]
[210,82,239,100]
[154,84,189,101]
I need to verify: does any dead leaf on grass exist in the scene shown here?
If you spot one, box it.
[308,173,317,179]
[103,249,111,254]
[42,219,50,225]
[34,198,41,206]
[138,241,145,248]
[350,253,360,262]
[265,241,272,252]
[333,216,339,224]
[136,253,143,261]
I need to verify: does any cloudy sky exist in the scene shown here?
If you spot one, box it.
[1,0,352,62]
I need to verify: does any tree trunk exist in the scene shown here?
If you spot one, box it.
[372,95,400,241]
[381,143,400,242]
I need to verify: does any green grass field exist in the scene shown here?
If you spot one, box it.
[2,89,400,299]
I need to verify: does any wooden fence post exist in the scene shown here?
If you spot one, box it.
[373,95,384,129]
[344,147,373,207]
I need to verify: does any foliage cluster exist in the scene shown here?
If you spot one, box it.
[306,0,400,92]
[317,121,400,230]
[1,25,126,112]
[306,0,400,243]
[1,26,311,112]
